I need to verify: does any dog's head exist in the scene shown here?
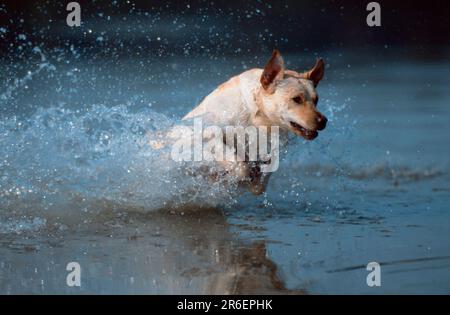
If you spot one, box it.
[258,50,327,140]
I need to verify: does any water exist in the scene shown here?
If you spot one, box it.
[0,46,449,294]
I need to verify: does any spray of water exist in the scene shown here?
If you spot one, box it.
[0,104,243,233]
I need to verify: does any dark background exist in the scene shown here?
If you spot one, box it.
[1,0,449,59]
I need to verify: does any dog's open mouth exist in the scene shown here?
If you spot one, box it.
[290,121,318,140]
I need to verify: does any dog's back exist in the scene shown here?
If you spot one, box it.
[183,69,263,127]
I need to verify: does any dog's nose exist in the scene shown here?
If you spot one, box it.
[316,115,327,130]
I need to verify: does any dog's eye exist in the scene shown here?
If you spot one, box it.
[292,95,303,104]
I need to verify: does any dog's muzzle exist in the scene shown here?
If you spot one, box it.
[290,114,327,140]
[290,121,318,140]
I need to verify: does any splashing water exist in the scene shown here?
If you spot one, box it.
[0,47,56,101]
[1,42,446,239]
[0,104,243,233]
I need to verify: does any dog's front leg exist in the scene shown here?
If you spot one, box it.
[247,162,271,195]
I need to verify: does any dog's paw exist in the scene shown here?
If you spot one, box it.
[249,183,266,195]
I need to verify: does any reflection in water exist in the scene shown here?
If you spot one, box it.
[0,207,298,294]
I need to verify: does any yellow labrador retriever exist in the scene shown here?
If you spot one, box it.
[150,50,327,195]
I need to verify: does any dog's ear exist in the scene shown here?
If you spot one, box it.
[260,50,285,93]
[302,58,325,87]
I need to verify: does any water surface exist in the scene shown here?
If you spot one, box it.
[1,49,449,294]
